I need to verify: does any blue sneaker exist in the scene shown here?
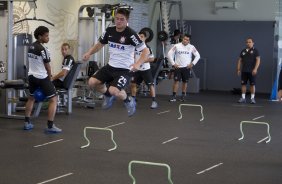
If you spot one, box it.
[124,97,136,116]
[45,124,62,134]
[102,95,115,109]
[24,122,34,130]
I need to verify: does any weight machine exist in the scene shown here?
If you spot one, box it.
[76,3,133,108]
[0,0,54,119]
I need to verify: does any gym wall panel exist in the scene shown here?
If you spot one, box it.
[169,20,275,93]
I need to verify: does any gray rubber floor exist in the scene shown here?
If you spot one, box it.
[0,91,281,184]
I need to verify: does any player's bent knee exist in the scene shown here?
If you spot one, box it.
[88,77,100,87]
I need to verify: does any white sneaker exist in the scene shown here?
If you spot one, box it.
[45,124,62,133]
[150,101,158,109]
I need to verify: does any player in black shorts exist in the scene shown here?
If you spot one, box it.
[24,26,62,133]
[52,43,74,88]
[167,34,200,102]
[237,38,260,104]
[82,8,149,116]
[131,30,158,109]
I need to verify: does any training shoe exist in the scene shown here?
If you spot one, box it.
[150,101,158,109]
[45,124,62,134]
[102,95,115,109]
[237,98,246,103]
[169,96,176,102]
[23,122,34,130]
[250,98,256,104]
[124,97,136,117]
[179,96,186,102]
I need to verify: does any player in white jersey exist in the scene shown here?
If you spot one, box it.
[82,8,149,116]
[24,26,62,133]
[167,34,200,102]
[130,31,158,109]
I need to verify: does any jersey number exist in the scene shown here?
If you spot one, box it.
[118,76,127,87]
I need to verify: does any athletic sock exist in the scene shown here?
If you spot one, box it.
[172,92,176,97]
[25,117,30,123]
[242,94,246,99]
[152,97,156,101]
[251,94,255,99]
[47,120,53,129]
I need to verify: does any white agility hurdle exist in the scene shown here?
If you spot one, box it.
[178,104,204,121]
[128,160,174,184]
[80,126,117,151]
[238,121,271,143]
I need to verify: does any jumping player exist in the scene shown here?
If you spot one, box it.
[82,8,149,116]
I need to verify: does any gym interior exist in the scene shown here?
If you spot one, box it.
[0,0,281,184]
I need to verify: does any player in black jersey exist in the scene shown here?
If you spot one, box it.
[83,8,149,116]
[52,43,75,88]
[237,38,260,104]
[24,26,62,133]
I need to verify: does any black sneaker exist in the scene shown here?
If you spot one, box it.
[179,96,186,102]
[169,96,176,102]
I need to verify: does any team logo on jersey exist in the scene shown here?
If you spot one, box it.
[177,51,189,55]
[242,52,246,55]
[250,50,253,54]
[109,43,125,50]
[130,35,141,45]
[120,36,126,43]
[27,53,38,59]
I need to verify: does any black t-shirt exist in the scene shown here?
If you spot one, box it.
[239,47,260,72]
[59,55,75,81]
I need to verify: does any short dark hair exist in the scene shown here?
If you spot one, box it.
[34,26,49,39]
[138,30,147,37]
[173,29,181,36]
[183,33,191,39]
[61,43,71,49]
[246,37,254,42]
[116,8,130,19]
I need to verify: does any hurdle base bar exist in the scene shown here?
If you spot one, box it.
[128,160,174,184]
[178,104,204,121]
[80,126,117,151]
[238,121,271,143]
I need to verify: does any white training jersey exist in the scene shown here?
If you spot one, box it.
[27,41,50,79]
[99,26,147,69]
[134,45,154,71]
[167,42,200,68]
